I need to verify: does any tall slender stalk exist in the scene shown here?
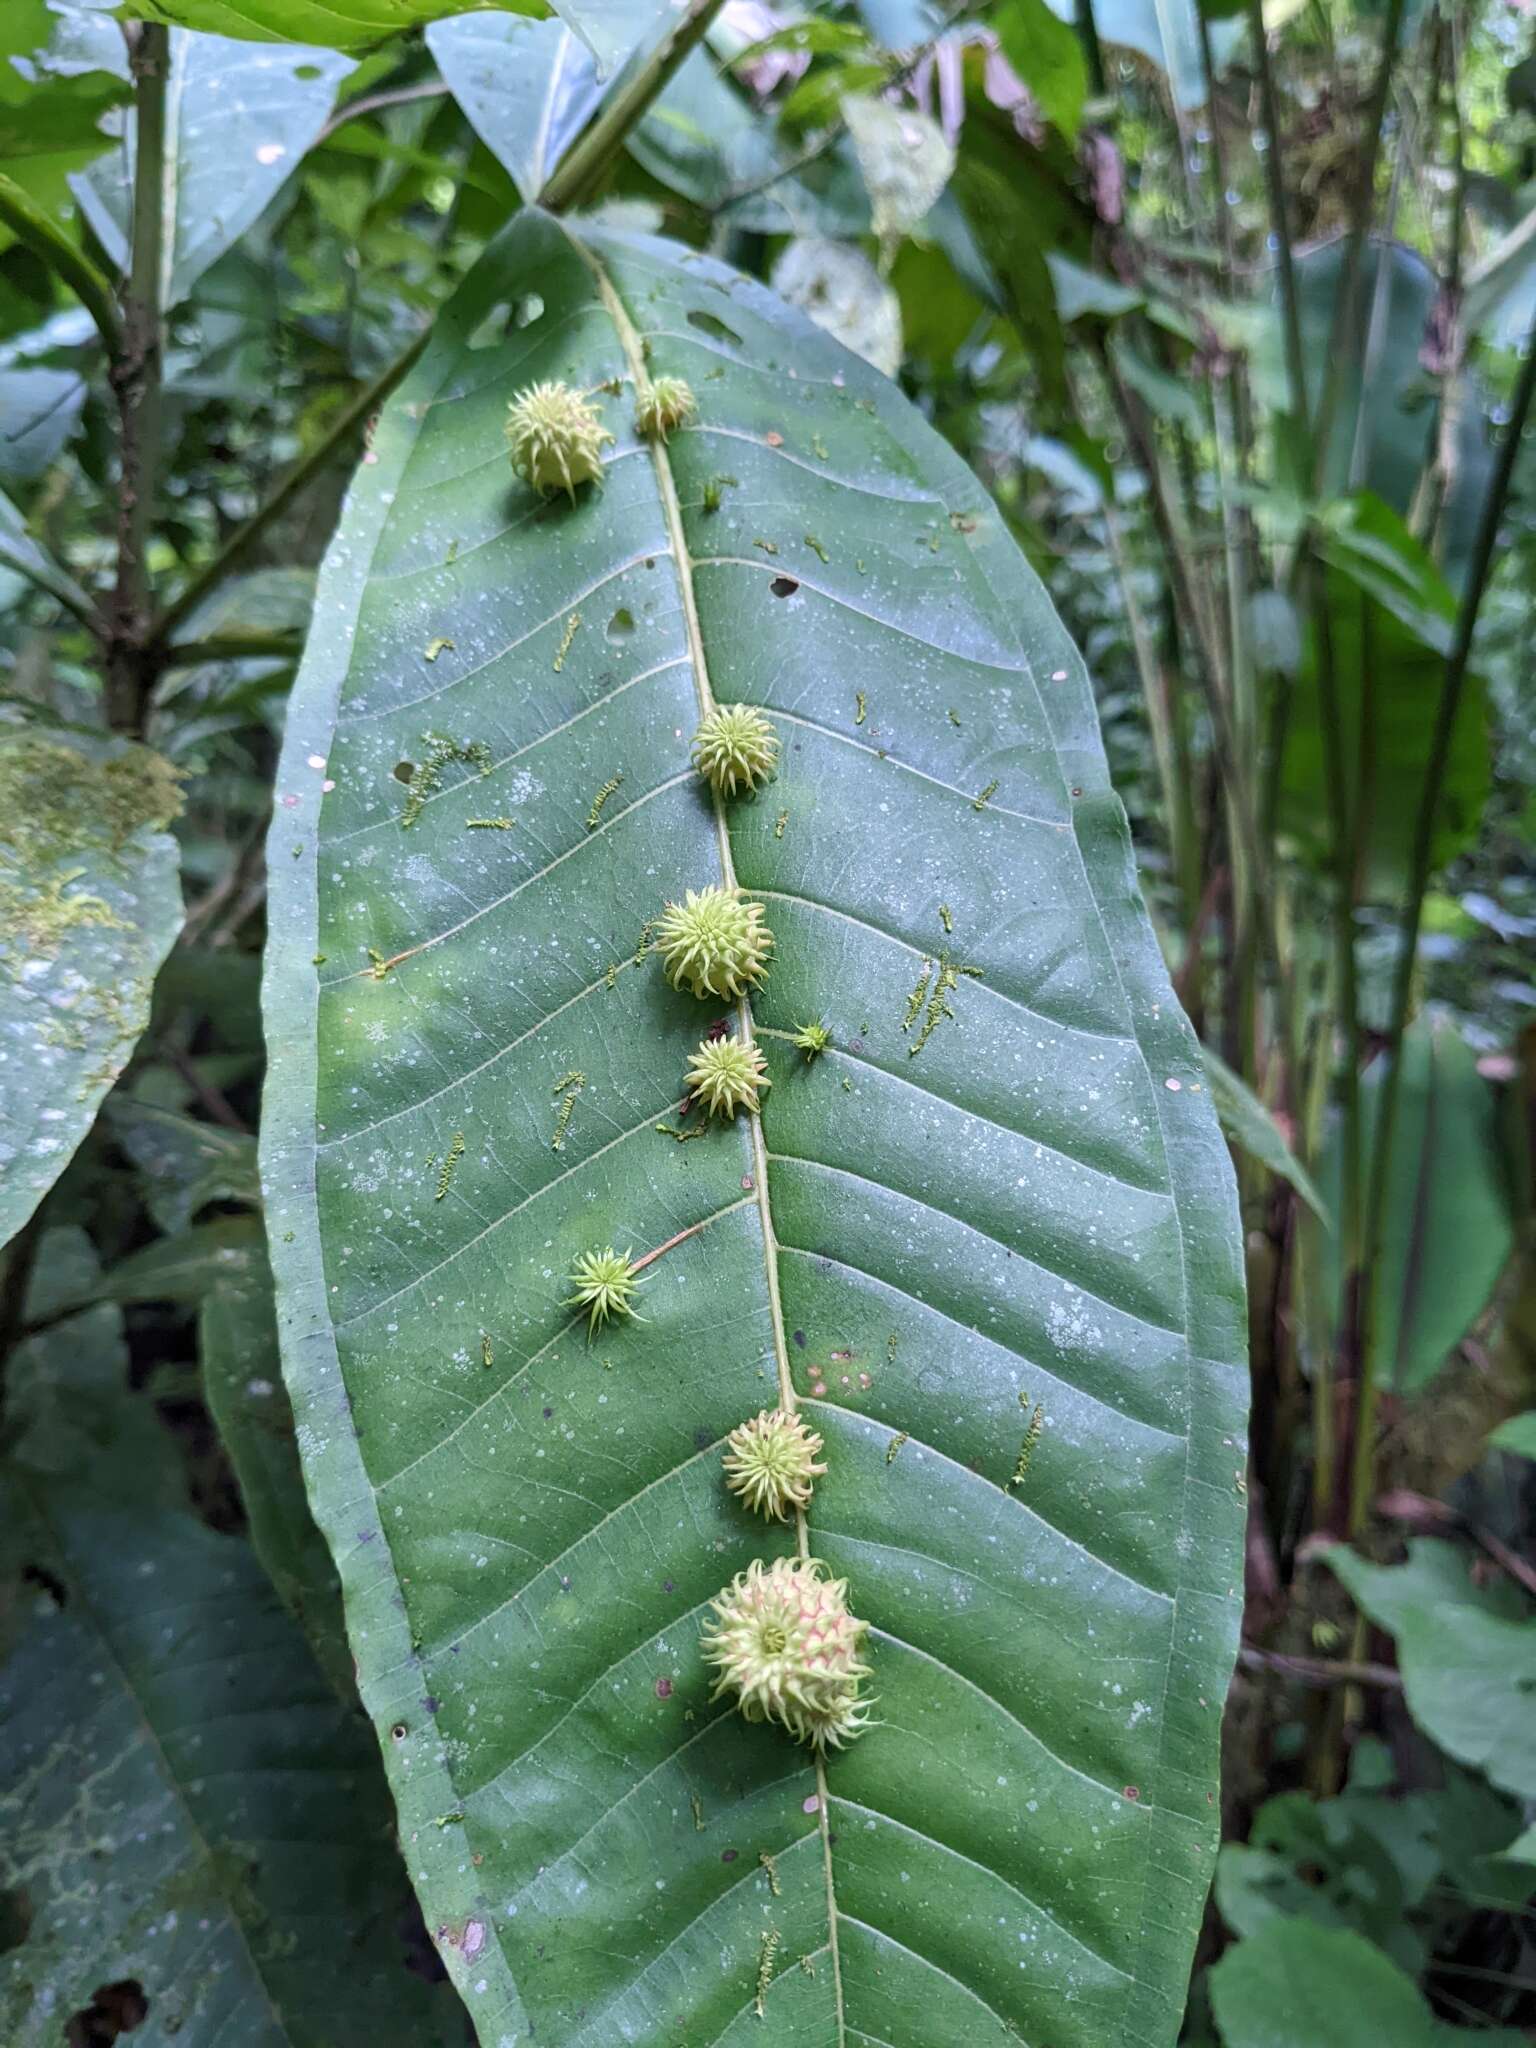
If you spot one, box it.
[1246,0,1309,445]
[1347,320,1536,1535]
[105,22,169,733]
[1311,0,1409,489]
[537,0,727,213]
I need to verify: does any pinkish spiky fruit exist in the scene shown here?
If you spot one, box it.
[702,1554,872,1750]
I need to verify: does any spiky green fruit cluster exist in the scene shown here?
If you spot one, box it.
[505,381,613,499]
[635,375,696,441]
[690,704,779,798]
[565,1246,644,1333]
[685,1031,769,1119]
[656,885,773,1002]
[703,1555,872,1750]
[723,1408,826,1520]
[791,1018,832,1061]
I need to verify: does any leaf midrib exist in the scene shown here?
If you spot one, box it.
[563,214,848,2044]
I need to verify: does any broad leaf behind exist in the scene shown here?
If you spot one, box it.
[263,211,1247,2046]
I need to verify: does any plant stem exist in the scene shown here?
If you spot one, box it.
[537,0,729,213]
[1077,0,1106,97]
[1346,318,1536,1537]
[0,172,124,359]
[1311,0,1408,490]
[105,22,169,734]
[152,336,428,647]
[159,630,305,668]
[1245,0,1309,442]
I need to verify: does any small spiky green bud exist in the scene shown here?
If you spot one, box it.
[690,704,779,798]
[656,885,773,1002]
[565,1246,644,1333]
[791,1019,832,1062]
[703,1555,872,1750]
[505,381,613,500]
[723,1408,826,1520]
[685,1031,770,1119]
[635,375,696,441]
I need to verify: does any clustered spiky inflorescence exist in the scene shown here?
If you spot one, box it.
[702,1555,872,1750]
[685,1031,770,1119]
[655,885,773,1002]
[791,1018,832,1061]
[565,1246,644,1333]
[505,381,613,500]
[723,1408,826,1520]
[689,704,779,798]
[635,375,696,441]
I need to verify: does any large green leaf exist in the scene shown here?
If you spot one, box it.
[1209,1918,1527,2048]
[426,13,602,205]
[1315,1019,1514,1395]
[123,0,664,66]
[201,1246,354,1699]
[0,1285,466,2046]
[75,32,357,307]
[262,210,1247,2045]
[0,727,183,1250]
[1326,1540,1536,1805]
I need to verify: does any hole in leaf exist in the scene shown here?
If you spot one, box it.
[514,294,543,328]
[605,608,635,643]
[687,309,743,347]
[0,1885,32,1955]
[466,301,511,350]
[393,761,416,784]
[65,1980,148,2046]
[769,577,799,599]
[293,62,322,78]
[22,1561,66,1608]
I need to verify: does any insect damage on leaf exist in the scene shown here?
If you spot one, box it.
[400,733,491,827]
[585,773,623,830]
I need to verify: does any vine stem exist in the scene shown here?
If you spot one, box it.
[537,0,728,214]
[105,21,170,733]
[0,172,123,358]
[150,337,427,648]
[1346,317,1536,1538]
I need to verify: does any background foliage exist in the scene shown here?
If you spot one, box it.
[1,0,1534,2039]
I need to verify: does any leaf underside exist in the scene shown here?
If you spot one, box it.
[262,211,1246,2048]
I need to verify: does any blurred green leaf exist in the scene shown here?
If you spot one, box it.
[427,14,602,205]
[104,1097,259,1233]
[1209,1917,1527,2048]
[1256,243,1494,586]
[0,727,183,1252]
[1316,1019,1514,1395]
[1278,502,1488,899]
[201,1248,354,1699]
[0,1308,465,2044]
[629,47,867,233]
[1489,1411,1536,1459]
[1201,1045,1329,1223]
[76,33,357,307]
[994,0,1088,140]
[1326,1539,1536,1804]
